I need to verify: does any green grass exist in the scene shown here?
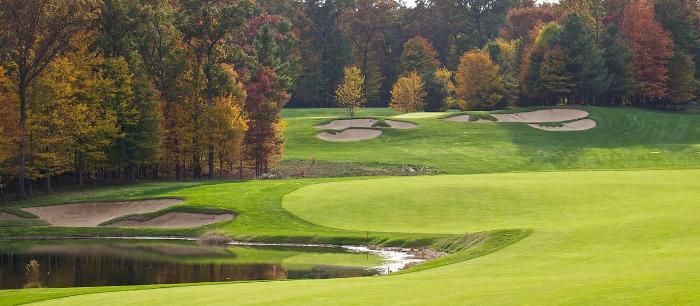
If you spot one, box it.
[283,106,700,173]
[4,170,696,305]
[1,107,699,305]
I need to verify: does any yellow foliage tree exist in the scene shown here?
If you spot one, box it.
[455,50,505,110]
[389,71,426,113]
[434,68,457,110]
[335,66,365,117]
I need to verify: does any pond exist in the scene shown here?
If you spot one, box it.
[0,239,412,289]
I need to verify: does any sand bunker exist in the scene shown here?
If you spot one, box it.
[23,199,182,227]
[384,120,417,129]
[315,119,377,130]
[317,129,382,142]
[491,109,589,123]
[528,119,597,132]
[0,212,23,221]
[107,212,234,229]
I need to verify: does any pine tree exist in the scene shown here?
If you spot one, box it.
[540,47,574,105]
[667,50,697,106]
[559,13,611,104]
[603,24,637,105]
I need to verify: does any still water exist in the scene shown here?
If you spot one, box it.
[0,239,387,289]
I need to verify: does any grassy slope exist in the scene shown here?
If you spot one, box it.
[17,170,700,305]
[1,107,699,305]
[284,107,700,173]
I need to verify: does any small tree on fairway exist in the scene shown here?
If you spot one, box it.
[390,71,426,113]
[335,66,365,116]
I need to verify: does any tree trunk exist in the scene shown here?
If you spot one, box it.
[18,80,27,198]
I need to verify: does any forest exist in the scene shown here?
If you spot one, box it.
[0,0,698,199]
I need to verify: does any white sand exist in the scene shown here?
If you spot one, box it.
[106,212,235,229]
[492,109,589,123]
[384,120,417,129]
[442,115,492,123]
[315,119,377,130]
[528,119,598,131]
[23,199,182,227]
[0,212,23,221]
[317,129,383,142]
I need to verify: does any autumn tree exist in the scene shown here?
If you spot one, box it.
[424,68,456,112]
[484,38,519,107]
[390,72,427,112]
[400,36,441,75]
[455,50,505,110]
[521,22,562,101]
[339,0,398,104]
[503,6,555,39]
[177,0,255,179]
[621,0,674,102]
[0,0,95,197]
[335,66,366,116]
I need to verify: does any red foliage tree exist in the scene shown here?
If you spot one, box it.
[621,0,674,101]
[503,6,555,39]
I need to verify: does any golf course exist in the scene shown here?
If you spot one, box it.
[0,106,699,305]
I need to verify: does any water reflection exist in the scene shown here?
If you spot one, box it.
[0,240,380,289]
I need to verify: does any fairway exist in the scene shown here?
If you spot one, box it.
[10,170,699,305]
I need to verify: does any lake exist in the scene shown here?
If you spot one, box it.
[0,239,389,289]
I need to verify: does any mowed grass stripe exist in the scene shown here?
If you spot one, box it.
[17,170,700,305]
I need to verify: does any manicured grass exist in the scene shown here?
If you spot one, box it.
[1,107,699,305]
[283,106,700,173]
[7,170,698,305]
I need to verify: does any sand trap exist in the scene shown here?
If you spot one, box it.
[384,120,417,129]
[317,129,382,142]
[528,119,597,131]
[315,119,377,130]
[0,212,23,221]
[106,212,235,229]
[492,109,589,123]
[23,199,182,227]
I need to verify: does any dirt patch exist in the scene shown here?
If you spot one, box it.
[315,119,377,130]
[492,109,589,123]
[529,119,597,131]
[384,120,417,129]
[23,199,182,227]
[106,212,235,229]
[317,129,382,142]
[0,212,23,221]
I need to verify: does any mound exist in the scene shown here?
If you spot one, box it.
[23,199,182,227]
[384,120,417,129]
[443,115,492,123]
[317,129,382,142]
[529,119,597,132]
[0,212,23,221]
[315,119,377,130]
[105,212,235,229]
[492,109,589,123]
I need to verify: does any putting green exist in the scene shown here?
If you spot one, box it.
[20,170,700,305]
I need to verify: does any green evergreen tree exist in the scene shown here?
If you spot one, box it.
[559,13,611,104]
[603,25,637,105]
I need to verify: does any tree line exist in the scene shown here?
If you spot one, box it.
[281,0,698,112]
[0,0,297,199]
[1,0,698,199]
